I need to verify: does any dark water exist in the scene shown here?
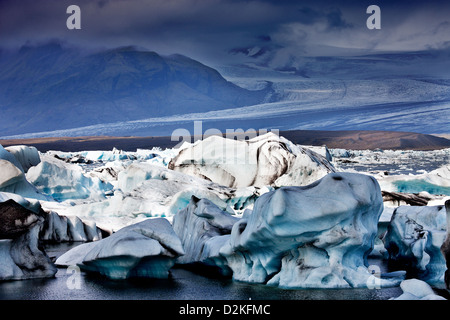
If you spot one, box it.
[0,243,406,300]
[0,266,404,301]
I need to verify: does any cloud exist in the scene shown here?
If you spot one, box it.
[1,0,450,66]
[297,7,353,30]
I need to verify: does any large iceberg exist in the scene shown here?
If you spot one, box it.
[219,172,401,288]
[56,218,184,280]
[169,132,335,188]
[383,205,447,284]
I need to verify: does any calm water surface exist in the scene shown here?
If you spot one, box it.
[0,243,407,300]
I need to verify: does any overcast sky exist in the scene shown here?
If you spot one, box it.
[1,0,450,65]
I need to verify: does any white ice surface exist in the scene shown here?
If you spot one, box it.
[55,218,184,279]
[220,172,403,288]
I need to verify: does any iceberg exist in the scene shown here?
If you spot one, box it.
[0,155,49,201]
[55,218,184,280]
[0,144,24,172]
[4,145,41,173]
[0,159,24,189]
[26,154,113,201]
[383,205,447,284]
[169,132,335,188]
[219,172,402,288]
[0,199,43,239]
[440,200,450,289]
[172,196,239,276]
[40,210,104,243]
[49,162,267,231]
[0,200,56,280]
[391,279,446,300]
[0,191,42,214]
[373,165,450,196]
[0,225,57,281]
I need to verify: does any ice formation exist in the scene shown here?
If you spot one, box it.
[440,200,450,289]
[0,145,49,200]
[4,145,41,173]
[47,162,267,231]
[0,144,24,172]
[172,196,239,275]
[1,136,449,292]
[56,218,184,279]
[383,205,447,284]
[391,279,446,300]
[219,172,402,288]
[169,133,335,188]
[26,154,113,201]
[40,210,104,242]
[0,199,56,280]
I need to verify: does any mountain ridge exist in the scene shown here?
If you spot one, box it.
[0,42,271,137]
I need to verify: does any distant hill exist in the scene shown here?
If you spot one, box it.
[1,130,449,152]
[0,42,270,137]
[280,130,450,150]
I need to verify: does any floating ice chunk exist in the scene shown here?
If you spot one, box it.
[384,205,447,284]
[0,159,24,189]
[5,145,40,173]
[56,218,184,279]
[0,159,48,201]
[378,165,450,196]
[0,225,56,281]
[26,154,113,201]
[55,162,254,231]
[172,196,239,275]
[0,144,24,172]
[0,199,43,239]
[40,211,104,242]
[220,172,402,288]
[0,191,41,214]
[440,200,450,289]
[391,279,446,300]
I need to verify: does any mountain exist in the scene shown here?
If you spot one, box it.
[0,43,270,137]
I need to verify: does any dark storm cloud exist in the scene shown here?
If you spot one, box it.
[297,7,353,30]
[0,0,450,64]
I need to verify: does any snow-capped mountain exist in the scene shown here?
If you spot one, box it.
[0,42,270,137]
[1,42,449,139]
